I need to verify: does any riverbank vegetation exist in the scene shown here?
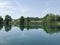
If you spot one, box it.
[0,14,60,33]
[0,13,60,26]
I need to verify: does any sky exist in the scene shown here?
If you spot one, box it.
[0,0,60,19]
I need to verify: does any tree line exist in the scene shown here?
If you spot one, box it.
[0,15,31,26]
[42,14,60,25]
[0,13,60,26]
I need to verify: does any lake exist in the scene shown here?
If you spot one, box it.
[0,25,60,45]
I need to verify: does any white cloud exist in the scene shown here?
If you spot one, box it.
[0,1,10,8]
[0,0,30,19]
[0,1,12,18]
[13,1,29,14]
[19,8,29,14]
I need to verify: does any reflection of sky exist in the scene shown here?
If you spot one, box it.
[0,27,60,45]
[0,0,60,19]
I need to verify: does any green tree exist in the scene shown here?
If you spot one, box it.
[27,17,30,25]
[0,16,3,24]
[0,16,3,30]
[56,15,60,22]
[5,15,12,24]
[42,14,57,25]
[20,16,25,26]
[19,16,25,31]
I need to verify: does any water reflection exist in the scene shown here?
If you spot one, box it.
[41,25,60,34]
[0,23,60,34]
[18,25,60,34]
[4,23,12,32]
[19,25,25,31]
[0,23,3,30]
[19,25,40,31]
[26,25,30,30]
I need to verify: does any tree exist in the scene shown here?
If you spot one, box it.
[20,16,25,26]
[0,16,3,24]
[5,15,12,24]
[42,14,57,25]
[27,17,30,25]
[19,16,25,31]
[56,15,60,22]
[0,16,3,30]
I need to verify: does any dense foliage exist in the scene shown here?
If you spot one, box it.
[0,16,3,24]
[19,16,25,26]
[5,15,12,24]
[42,14,60,25]
[0,13,60,26]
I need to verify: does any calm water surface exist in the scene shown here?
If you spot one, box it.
[0,25,60,45]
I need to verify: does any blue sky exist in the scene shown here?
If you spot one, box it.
[0,0,60,19]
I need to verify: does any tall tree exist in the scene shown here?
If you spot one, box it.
[5,15,12,24]
[0,16,3,30]
[27,17,30,25]
[0,16,3,24]
[20,16,25,26]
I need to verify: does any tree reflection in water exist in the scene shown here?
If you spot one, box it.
[0,23,3,30]
[4,23,12,32]
[26,25,30,30]
[0,23,60,34]
[19,26,25,31]
[40,25,60,34]
[18,24,60,34]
